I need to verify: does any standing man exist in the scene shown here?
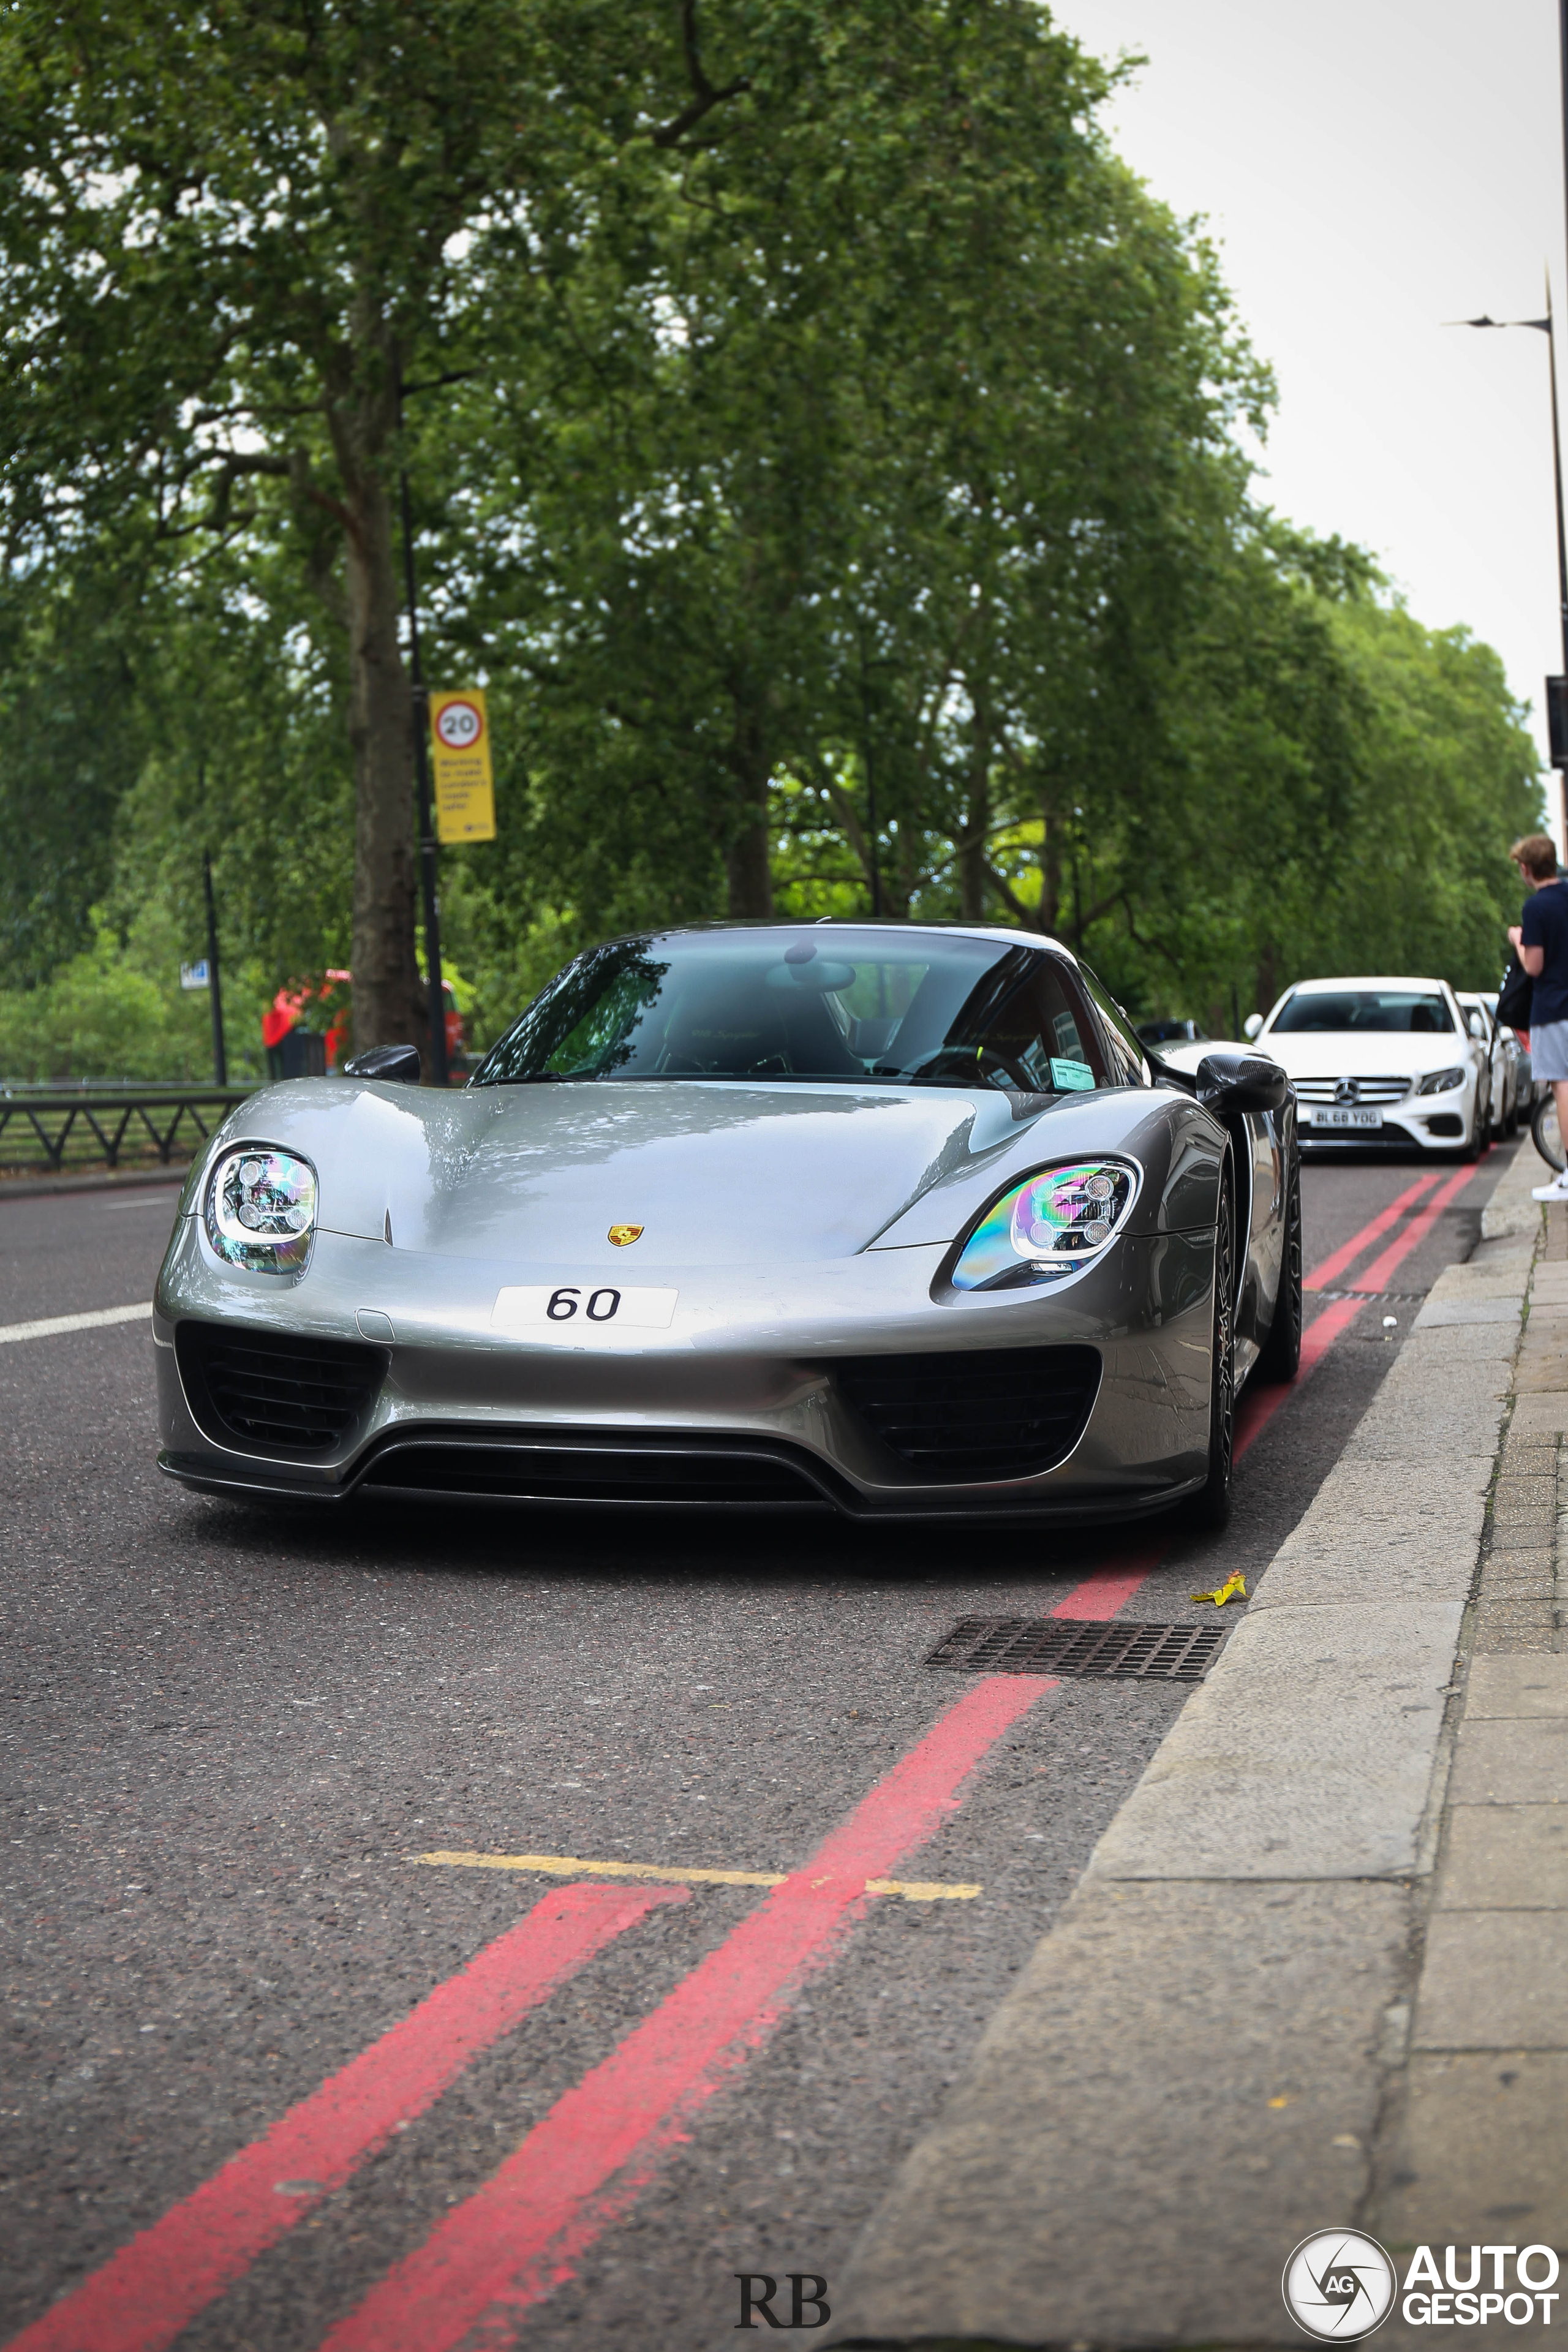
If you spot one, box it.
[1510,832,1568,1202]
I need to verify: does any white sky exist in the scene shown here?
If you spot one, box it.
[1052,0,1567,843]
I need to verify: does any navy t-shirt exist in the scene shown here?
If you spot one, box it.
[1522,878,1568,1024]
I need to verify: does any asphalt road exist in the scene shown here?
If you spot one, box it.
[0,1142,1527,2351]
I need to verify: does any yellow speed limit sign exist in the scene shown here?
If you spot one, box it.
[429,689,497,843]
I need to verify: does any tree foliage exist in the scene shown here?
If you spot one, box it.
[0,0,1544,1077]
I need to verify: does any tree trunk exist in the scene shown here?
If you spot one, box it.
[343,472,420,1050]
[723,699,775,919]
[323,311,420,1056]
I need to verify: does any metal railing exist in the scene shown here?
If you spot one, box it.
[0,1084,256,1175]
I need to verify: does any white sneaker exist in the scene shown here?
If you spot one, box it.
[1532,1170,1568,1202]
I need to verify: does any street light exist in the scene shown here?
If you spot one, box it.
[202,843,227,1087]
[1453,279,1568,832]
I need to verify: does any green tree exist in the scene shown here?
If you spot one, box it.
[1,0,755,1045]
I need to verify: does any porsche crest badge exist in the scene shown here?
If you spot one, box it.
[608,1224,644,1247]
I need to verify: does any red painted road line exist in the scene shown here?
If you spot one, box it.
[1303,1169,1441,1291]
[6,1883,687,2352]
[1051,1551,1166,1619]
[1236,1160,1482,1460]
[315,1675,1056,2352]
[1355,1159,1484,1293]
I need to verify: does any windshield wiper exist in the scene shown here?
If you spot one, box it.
[866,1067,1030,1091]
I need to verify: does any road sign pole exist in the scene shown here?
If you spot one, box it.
[394,374,448,1089]
[1556,0,1568,840]
[202,845,227,1088]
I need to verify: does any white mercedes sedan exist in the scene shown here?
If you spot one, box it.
[1245,976,1490,1156]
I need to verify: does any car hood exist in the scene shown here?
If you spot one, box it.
[1257,1029,1474,1078]
[215,1077,1062,1268]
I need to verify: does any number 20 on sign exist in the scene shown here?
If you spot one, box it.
[429,688,497,843]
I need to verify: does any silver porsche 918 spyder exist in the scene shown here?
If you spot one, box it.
[154,925,1300,1528]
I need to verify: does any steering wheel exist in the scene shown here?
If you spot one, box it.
[908,1044,1038,1092]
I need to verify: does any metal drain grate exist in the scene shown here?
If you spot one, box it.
[1314,1286,1426,1305]
[925,1615,1229,1681]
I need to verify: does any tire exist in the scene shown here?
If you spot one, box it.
[1186,1156,1237,1529]
[1534,1090,1566,1172]
[1256,1147,1302,1384]
[1463,1088,1486,1161]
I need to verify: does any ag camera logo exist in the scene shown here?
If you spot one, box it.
[1283,2231,1397,2340]
[1284,2236,1564,2335]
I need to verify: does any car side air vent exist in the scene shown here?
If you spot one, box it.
[176,1322,387,1457]
[834,1345,1101,1481]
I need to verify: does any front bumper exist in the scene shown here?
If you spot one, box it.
[1298,1100,1474,1152]
[154,1218,1219,1523]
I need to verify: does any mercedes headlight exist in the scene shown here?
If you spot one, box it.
[950,1159,1140,1292]
[1416,1066,1467,1097]
[205,1146,318,1273]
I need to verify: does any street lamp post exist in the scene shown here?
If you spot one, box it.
[1456,282,1568,840]
[202,843,227,1087]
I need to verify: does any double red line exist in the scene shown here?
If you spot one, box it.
[1235,1161,1476,1459]
[7,1158,1485,2352]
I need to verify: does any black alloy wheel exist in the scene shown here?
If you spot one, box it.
[1464,1081,1488,1161]
[1256,1146,1302,1384]
[1186,1156,1237,1529]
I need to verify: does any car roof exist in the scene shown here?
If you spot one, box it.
[613,919,1081,960]
[1281,976,1453,993]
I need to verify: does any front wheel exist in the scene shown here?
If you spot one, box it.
[1256,1148,1302,1383]
[1464,1095,1486,1161]
[1534,1090,1566,1172]
[1185,1157,1237,1529]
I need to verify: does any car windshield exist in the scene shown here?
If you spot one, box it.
[473,930,1121,1093]
[1270,989,1455,1035]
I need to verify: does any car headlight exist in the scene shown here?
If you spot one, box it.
[205,1146,318,1273]
[950,1159,1140,1292]
[1416,1066,1468,1097]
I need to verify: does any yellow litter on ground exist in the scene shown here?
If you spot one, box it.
[1190,1571,1246,1607]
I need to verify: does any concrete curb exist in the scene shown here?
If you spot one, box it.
[831,1143,1547,2350]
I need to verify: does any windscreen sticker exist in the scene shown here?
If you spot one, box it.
[1050,1057,1097,1091]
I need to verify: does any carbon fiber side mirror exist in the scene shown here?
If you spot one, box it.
[343,1043,421,1085]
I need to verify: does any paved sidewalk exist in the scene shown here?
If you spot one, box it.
[832,1142,1557,2350]
[1367,1186,1568,2346]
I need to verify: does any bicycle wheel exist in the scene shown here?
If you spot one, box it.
[1532,1091,1565,1172]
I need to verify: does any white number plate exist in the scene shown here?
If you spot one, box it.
[491,1284,678,1332]
[1310,1106,1381,1129]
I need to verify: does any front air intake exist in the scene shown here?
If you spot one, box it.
[176,1322,386,1457]
[834,1345,1101,1481]
[358,1436,832,1508]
